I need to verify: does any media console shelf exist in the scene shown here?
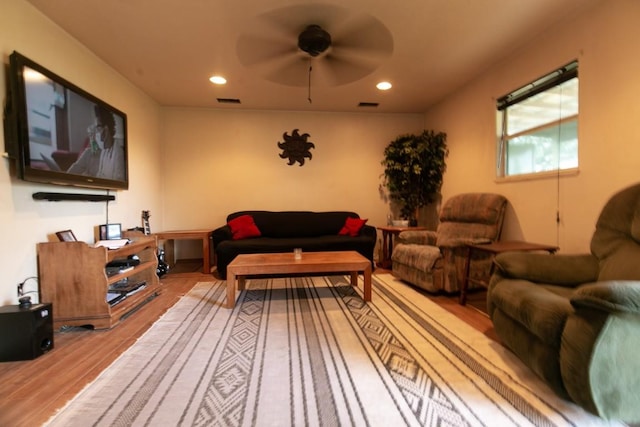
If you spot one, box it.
[37,236,162,330]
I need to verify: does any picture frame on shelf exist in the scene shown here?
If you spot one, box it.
[55,229,77,242]
[99,223,122,240]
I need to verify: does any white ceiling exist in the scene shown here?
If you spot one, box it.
[27,0,599,114]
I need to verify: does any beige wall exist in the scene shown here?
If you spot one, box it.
[160,108,423,257]
[424,0,640,253]
[2,0,638,305]
[0,0,164,304]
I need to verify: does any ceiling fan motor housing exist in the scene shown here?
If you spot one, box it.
[298,25,332,57]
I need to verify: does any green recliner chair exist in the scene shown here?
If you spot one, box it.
[487,182,640,422]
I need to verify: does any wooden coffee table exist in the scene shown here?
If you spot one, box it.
[225,251,372,308]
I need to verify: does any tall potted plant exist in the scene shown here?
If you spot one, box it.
[381,130,448,225]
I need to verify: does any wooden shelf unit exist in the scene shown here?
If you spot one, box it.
[37,236,162,330]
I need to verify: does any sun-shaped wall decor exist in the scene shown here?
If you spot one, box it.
[277,129,315,166]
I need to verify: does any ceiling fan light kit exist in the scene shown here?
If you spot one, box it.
[298,25,332,57]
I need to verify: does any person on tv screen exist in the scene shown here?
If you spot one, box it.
[67,104,125,180]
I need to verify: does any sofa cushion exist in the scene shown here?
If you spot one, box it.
[439,193,505,224]
[391,244,441,271]
[597,241,640,282]
[228,214,261,240]
[228,211,361,238]
[490,280,573,346]
[591,184,640,281]
[436,193,507,247]
[338,217,368,237]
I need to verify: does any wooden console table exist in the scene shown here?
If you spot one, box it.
[154,229,214,274]
[376,226,427,269]
[38,236,161,330]
[460,240,558,305]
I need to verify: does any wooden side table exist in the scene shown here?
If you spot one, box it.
[376,226,428,269]
[460,240,558,305]
[154,229,214,274]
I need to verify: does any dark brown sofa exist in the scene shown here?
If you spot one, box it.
[212,211,376,279]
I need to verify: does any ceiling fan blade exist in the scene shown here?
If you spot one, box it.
[236,33,297,67]
[258,3,350,37]
[330,14,394,59]
[316,53,378,86]
[264,56,310,87]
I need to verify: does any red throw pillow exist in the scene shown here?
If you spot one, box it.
[338,217,368,237]
[228,215,261,240]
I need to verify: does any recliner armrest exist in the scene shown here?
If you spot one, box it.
[571,280,640,314]
[493,252,599,286]
[397,230,437,245]
[437,237,492,248]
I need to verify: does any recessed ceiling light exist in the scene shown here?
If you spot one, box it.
[209,75,227,85]
[376,81,392,90]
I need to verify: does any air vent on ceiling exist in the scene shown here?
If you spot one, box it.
[217,98,241,104]
[358,102,379,108]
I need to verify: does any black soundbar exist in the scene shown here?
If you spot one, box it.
[32,192,115,202]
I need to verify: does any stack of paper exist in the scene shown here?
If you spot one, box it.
[94,239,130,250]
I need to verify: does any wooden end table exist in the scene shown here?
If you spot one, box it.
[376,226,428,269]
[459,240,558,305]
[154,229,214,274]
[225,251,372,309]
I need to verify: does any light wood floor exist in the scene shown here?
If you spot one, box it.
[0,265,494,427]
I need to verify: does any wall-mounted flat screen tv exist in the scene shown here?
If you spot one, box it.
[3,51,129,190]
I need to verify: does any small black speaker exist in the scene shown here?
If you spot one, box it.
[0,303,54,362]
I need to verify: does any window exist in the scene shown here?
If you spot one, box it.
[497,61,578,178]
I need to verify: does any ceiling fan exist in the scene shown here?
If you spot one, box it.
[236,3,394,89]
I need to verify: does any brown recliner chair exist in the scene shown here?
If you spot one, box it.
[488,182,640,422]
[391,193,507,293]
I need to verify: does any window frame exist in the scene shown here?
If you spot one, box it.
[496,61,579,180]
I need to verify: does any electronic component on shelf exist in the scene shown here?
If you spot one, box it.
[105,256,141,276]
[106,256,140,268]
[106,292,126,306]
[108,280,146,294]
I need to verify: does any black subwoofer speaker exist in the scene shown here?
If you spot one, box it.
[0,303,54,362]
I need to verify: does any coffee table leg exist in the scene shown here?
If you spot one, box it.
[350,272,358,287]
[363,265,372,302]
[226,272,236,309]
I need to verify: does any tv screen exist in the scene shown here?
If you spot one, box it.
[4,51,128,190]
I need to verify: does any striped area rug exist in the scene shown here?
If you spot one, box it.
[45,274,624,426]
